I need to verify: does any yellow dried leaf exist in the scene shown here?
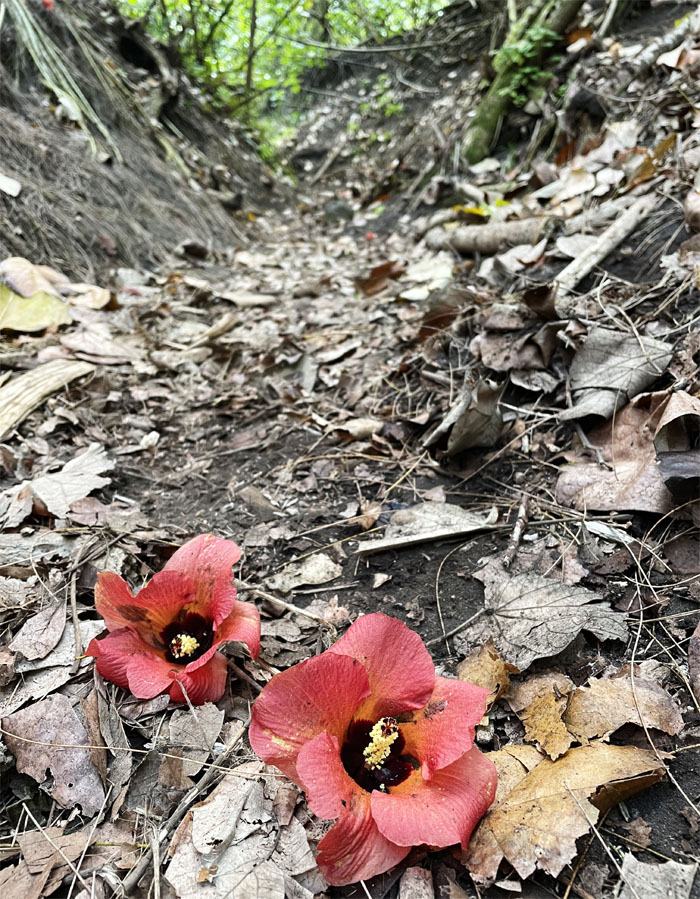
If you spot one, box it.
[457,638,519,707]
[464,742,666,886]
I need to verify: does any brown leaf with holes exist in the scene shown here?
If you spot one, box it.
[563,671,683,742]
[2,694,105,816]
[507,672,575,760]
[464,742,666,886]
[457,638,519,708]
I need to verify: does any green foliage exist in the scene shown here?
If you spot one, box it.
[118,0,445,123]
[492,25,559,106]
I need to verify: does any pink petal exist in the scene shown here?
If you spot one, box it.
[296,732,354,818]
[95,569,194,641]
[212,599,261,660]
[371,746,497,849]
[249,652,370,782]
[316,789,410,886]
[329,613,434,719]
[87,628,157,691]
[402,676,490,779]
[169,652,228,704]
[164,534,242,628]
[126,652,179,700]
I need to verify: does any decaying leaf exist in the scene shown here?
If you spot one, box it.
[0,444,114,525]
[9,598,66,661]
[564,671,683,742]
[464,743,666,885]
[357,502,498,555]
[267,553,342,592]
[456,558,628,669]
[556,397,675,514]
[457,638,519,707]
[559,327,672,421]
[2,694,106,816]
[423,379,503,453]
[617,854,697,899]
[166,760,318,899]
[507,672,575,760]
[159,703,224,788]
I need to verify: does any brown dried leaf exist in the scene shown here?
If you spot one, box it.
[464,743,666,886]
[456,638,519,708]
[507,672,575,760]
[564,672,683,742]
[2,694,105,815]
[9,599,66,660]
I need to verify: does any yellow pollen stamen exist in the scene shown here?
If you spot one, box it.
[363,717,399,770]
[170,634,199,659]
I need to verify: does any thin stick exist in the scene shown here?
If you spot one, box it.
[502,494,530,569]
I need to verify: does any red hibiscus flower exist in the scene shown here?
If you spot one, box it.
[249,613,497,885]
[86,534,259,704]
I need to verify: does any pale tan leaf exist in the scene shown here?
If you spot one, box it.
[457,638,519,708]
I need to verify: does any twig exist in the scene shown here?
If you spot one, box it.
[238,583,328,623]
[228,659,262,693]
[425,607,486,647]
[502,494,530,569]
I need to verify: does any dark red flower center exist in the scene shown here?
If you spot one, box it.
[162,613,213,665]
[341,718,416,792]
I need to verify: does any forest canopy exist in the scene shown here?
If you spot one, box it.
[118,0,452,113]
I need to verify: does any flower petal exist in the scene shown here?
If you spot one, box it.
[169,652,228,704]
[371,746,497,849]
[316,789,410,886]
[249,652,370,782]
[212,599,261,660]
[329,613,434,719]
[126,652,179,700]
[164,534,241,628]
[87,628,158,691]
[95,569,194,642]
[401,676,490,779]
[296,732,355,818]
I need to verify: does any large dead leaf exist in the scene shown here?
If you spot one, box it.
[2,694,105,815]
[457,638,519,707]
[464,743,666,885]
[456,558,628,669]
[357,502,497,555]
[564,671,683,742]
[559,327,672,421]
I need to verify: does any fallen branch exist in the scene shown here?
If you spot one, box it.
[556,192,657,295]
[426,216,553,255]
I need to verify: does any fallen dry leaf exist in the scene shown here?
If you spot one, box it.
[166,760,318,899]
[564,671,683,742]
[556,394,677,514]
[457,638,519,707]
[464,742,666,885]
[617,854,697,899]
[3,694,105,815]
[9,598,66,660]
[267,552,342,592]
[457,558,628,669]
[507,672,575,760]
[0,444,114,525]
[559,327,672,421]
[357,502,497,555]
